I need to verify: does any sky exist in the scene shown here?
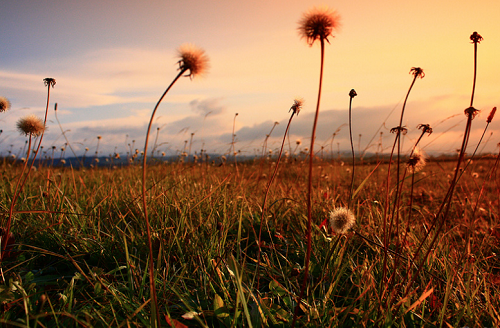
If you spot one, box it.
[1,0,500,159]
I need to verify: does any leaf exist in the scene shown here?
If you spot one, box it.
[165,315,188,328]
[405,287,434,314]
[213,294,229,318]
[269,280,288,297]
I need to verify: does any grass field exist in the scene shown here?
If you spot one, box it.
[1,156,499,327]
[1,7,499,328]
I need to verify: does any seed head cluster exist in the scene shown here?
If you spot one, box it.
[0,96,11,112]
[178,44,209,79]
[290,98,304,116]
[298,6,341,46]
[17,114,46,136]
[407,148,427,173]
[329,207,356,234]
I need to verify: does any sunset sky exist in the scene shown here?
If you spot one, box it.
[1,0,499,158]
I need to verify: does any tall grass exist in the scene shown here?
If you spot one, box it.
[0,8,499,328]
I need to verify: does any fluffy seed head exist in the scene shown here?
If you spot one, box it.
[329,207,356,234]
[0,96,11,112]
[17,115,46,136]
[290,98,304,115]
[178,44,209,79]
[407,148,427,173]
[298,6,341,46]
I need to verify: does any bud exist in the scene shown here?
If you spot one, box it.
[487,107,496,123]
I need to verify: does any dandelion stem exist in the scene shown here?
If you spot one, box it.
[254,106,298,289]
[348,91,356,204]
[142,68,186,328]
[293,37,325,327]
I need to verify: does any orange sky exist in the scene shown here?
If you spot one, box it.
[1,0,499,156]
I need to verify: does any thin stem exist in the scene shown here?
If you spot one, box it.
[348,96,355,204]
[142,68,186,328]
[55,104,83,167]
[470,41,478,107]
[3,82,53,253]
[381,72,420,293]
[292,38,325,327]
[396,112,473,312]
[254,111,296,289]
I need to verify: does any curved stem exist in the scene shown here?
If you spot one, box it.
[142,68,186,328]
[3,83,52,256]
[254,111,296,288]
[470,42,477,107]
[55,104,83,167]
[348,96,355,204]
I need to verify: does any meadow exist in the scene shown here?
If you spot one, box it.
[1,5,500,328]
[0,155,499,327]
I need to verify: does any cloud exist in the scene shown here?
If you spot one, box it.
[189,98,226,116]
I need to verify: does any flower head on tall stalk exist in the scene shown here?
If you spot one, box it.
[0,96,11,112]
[417,123,433,135]
[410,67,425,79]
[292,6,340,328]
[2,114,46,260]
[141,44,208,328]
[3,78,55,260]
[487,107,496,123]
[348,89,357,204]
[177,44,209,79]
[17,115,45,136]
[381,66,424,293]
[290,98,303,115]
[407,147,427,173]
[43,78,56,88]
[298,6,341,45]
[254,98,303,290]
[394,31,485,312]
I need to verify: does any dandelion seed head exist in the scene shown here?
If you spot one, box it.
[417,123,433,135]
[17,114,46,136]
[470,31,483,44]
[329,207,356,234]
[410,67,425,79]
[464,106,480,119]
[178,43,209,79]
[298,6,341,46]
[407,148,427,173]
[43,78,56,88]
[0,96,11,112]
[290,98,304,115]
